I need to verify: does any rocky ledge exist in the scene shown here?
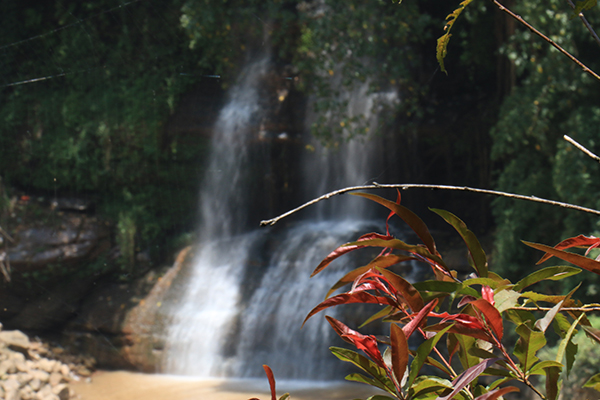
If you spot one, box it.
[0,325,95,400]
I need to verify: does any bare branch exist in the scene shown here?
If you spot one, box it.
[0,225,15,243]
[491,0,600,82]
[260,183,600,226]
[566,0,600,48]
[564,134,600,163]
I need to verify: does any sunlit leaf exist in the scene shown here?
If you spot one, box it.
[534,300,564,333]
[431,208,487,277]
[403,299,439,338]
[493,290,520,313]
[345,373,395,394]
[529,360,564,376]
[437,358,499,400]
[514,324,546,372]
[513,266,581,292]
[408,376,453,398]
[330,347,394,391]
[352,192,438,255]
[583,373,600,392]
[524,241,600,275]
[536,235,600,264]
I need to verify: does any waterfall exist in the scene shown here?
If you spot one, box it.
[163,57,402,380]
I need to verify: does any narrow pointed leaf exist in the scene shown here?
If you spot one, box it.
[529,360,564,376]
[330,347,393,389]
[514,266,581,292]
[391,324,409,386]
[583,373,600,392]
[262,365,277,400]
[361,306,395,328]
[470,299,503,340]
[437,358,499,400]
[545,365,561,400]
[303,291,396,326]
[352,192,437,254]
[524,241,600,274]
[345,373,395,394]
[535,300,564,333]
[473,386,519,400]
[414,280,462,293]
[556,313,584,377]
[455,334,480,370]
[403,298,439,338]
[408,324,454,388]
[409,376,453,398]
[426,322,492,343]
[583,325,600,344]
[377,267,424,311]
[537,234,600,264]
[431,208,488,278]
[327,255,414,298]
[312,233,393,277]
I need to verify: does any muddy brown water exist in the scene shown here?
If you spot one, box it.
[71,371,384,400]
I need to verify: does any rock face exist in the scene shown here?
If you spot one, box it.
[63,246,195,372]
[0,324,94,400]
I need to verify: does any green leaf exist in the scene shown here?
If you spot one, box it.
[436,0,475,73]
[513,266,581,292]
[352,192,437,255]
[513,324,546,372]
[493,290,521,313]
[583,373,600,392]
[278,394,290,400]
[456,334,480,371]
[345,373,395,394]
[573,0,597,17]
[555,313,584,378]
[331,347,395,392]
[365,396,398,400]
[408,376,453,398]
[462,277,502,289]
[414,280,462,293]
[431,208,487,277]
[361,306,395,328]
[529,360,564,376]
[407,324,454,388]
[545,365,562,400]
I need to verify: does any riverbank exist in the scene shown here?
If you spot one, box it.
[71,371,383,400]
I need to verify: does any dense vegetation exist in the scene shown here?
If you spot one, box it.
[2,0,600,289]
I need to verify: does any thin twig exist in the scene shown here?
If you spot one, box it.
[260,183,600,226]
[0,225,15,243]
[566,0,600,48]
[564,134,600,164]
[512,306,600,312]
[491,0,600,82]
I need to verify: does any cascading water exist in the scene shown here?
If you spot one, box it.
[163,57,404,380]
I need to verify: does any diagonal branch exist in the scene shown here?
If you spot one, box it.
[260,183,600,226]
[564,134,600,164]
[491,0,600,81]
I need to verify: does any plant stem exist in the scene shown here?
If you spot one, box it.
[565,0,600,48]
[564,135,600,164]
[260,183,600,226]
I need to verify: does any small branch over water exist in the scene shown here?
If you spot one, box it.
[260,183,600,226]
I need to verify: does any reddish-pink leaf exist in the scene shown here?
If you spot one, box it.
[303,292,397,326]
[403,299,439,338]
[311,233,394,277]
[262,365,277,400]
[377,268,424,312]
[536,235,600,264]
[470,299,503,340]
[326,316,363,345]
[473,386,520,400]
[324,316,385,367]
[481,285,494,305]
[351,192,437,255]
[457,295,477,308]
[391,323,409,385]
[437,358,499,400]
[524,241,600,275]
[426,322,492,342]
[430,312,486,331]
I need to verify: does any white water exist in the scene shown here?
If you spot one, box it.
[163,57,401,380]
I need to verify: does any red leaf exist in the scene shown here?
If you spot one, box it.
[438,358,499,400]
[326,316,363,345]
[473,386,520,400]
[426,322,493,342]
[391,323,409,385]
[481,285,494,305]
[311,233,394,277]
[536,235,600,264]
[430,312,486,331]
[262,365,277,400]
[403,298,439,338]
[377,268,424,312]
[303,292,397,326]
[470,299,503,340]
[524,241,600,275]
